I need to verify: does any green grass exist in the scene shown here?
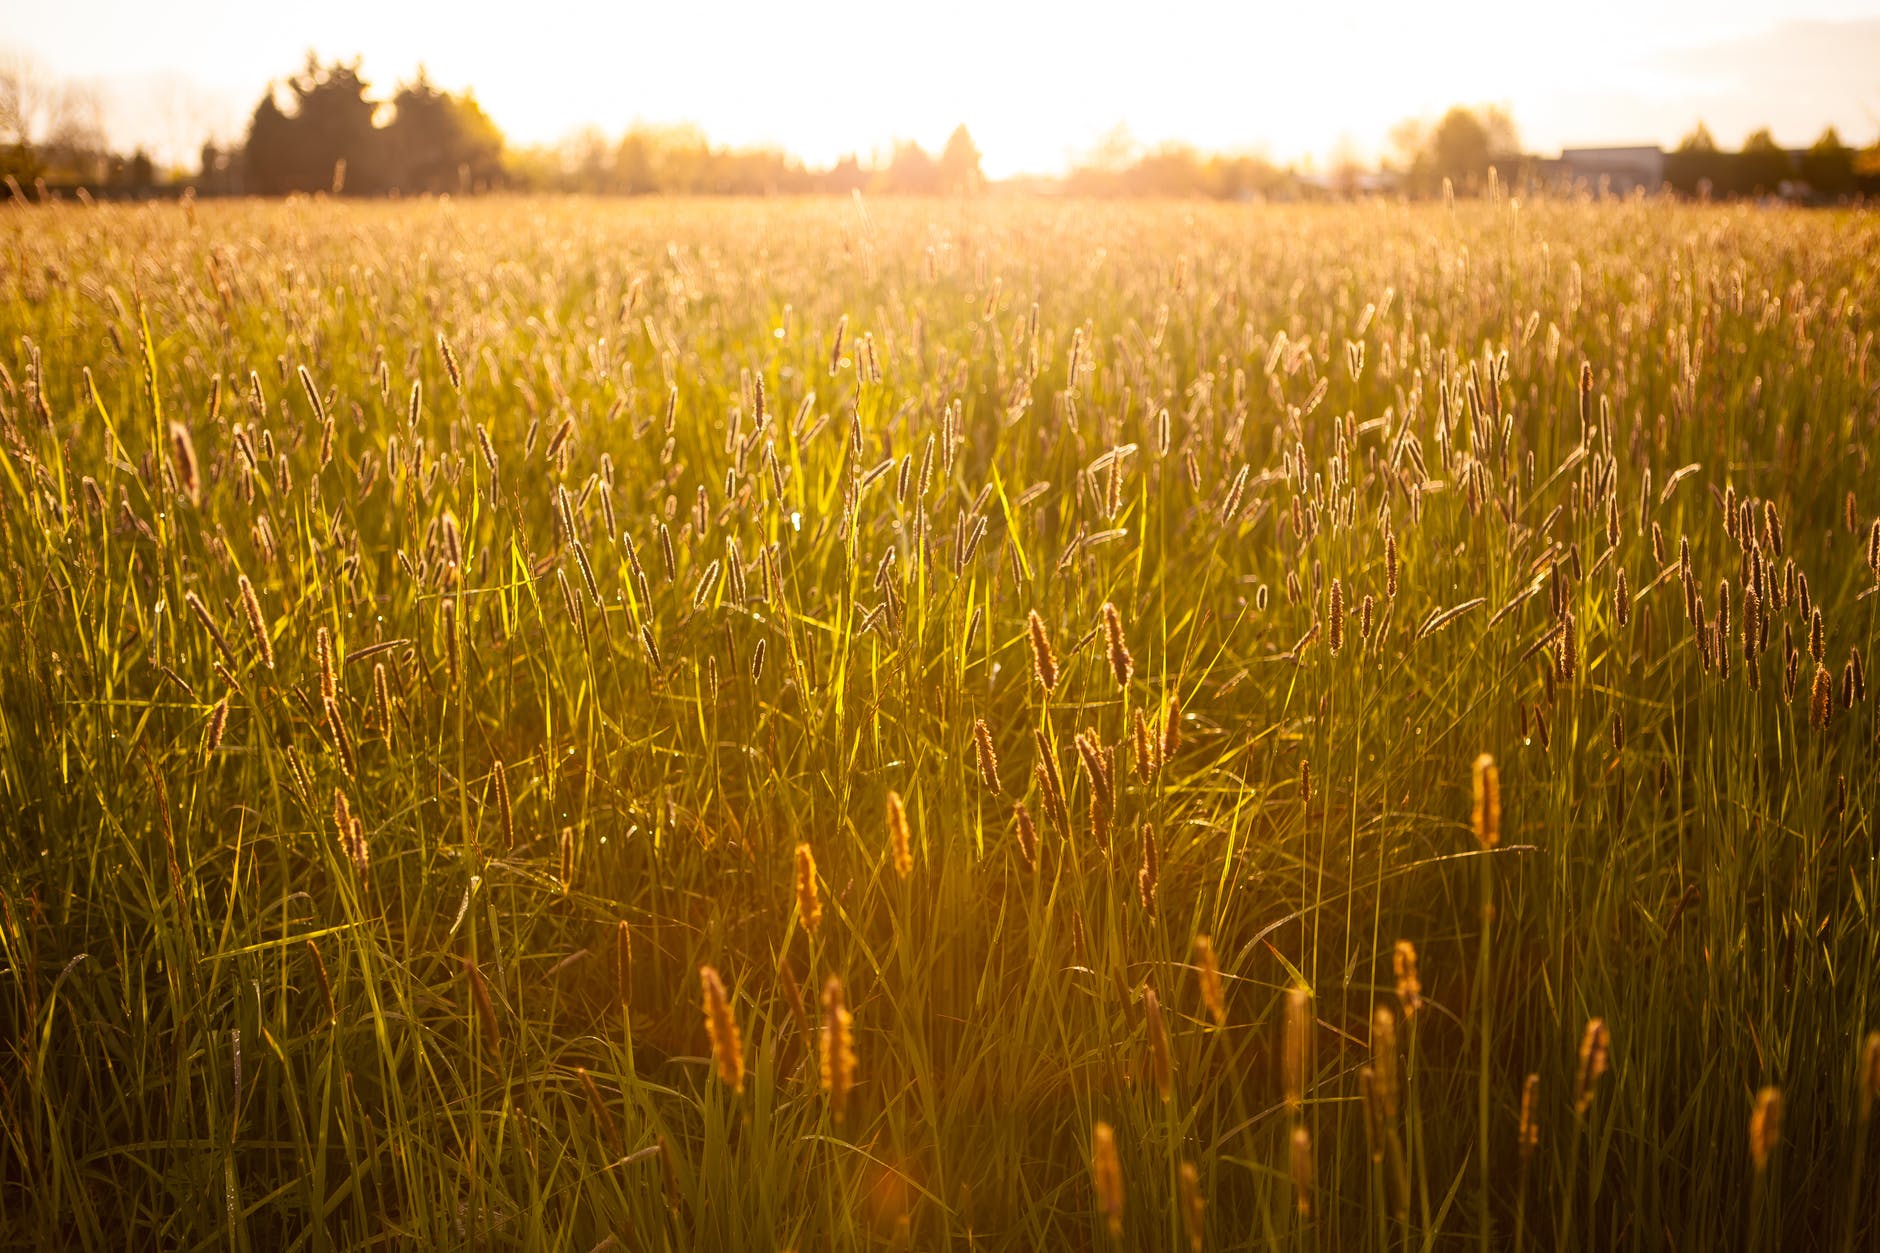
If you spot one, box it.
[0,193,1876,1250]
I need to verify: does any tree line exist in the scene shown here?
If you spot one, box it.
[7,53,1880,202]
[1663,123,1873,198]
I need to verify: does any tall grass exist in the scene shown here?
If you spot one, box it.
[0,193,1876,1249]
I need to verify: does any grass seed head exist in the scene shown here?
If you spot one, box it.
[168,421,200,505]
[1393,941,1422,1018]
[885,790,914,878]
[1283,986,1313,1110]
[793,842,823,934]
[237,576,273,670]
[1178,1161,1204,1252]
[1328,578,1345,654]
[1144,985,1172,1100]
[1193,934,1226,1028]
[1574,1017,1610,1116]
[491,759,515,849]
[1161,694,1183,762]
[1471,753,1500,848]
[820,974,857,1122]
[1518,1073,1541,1161]
[577,1066,621,1154]
[1810,664,1834,729]
[1289,1125,1314,1217]
[1137,822,1159,912]
[1027,609,1059,691]
[1091,1121,1124,1239]
[1749,1086,1782,1174]
[700,965,744,1094]
[1372,1005,1400,1118]
[1012,802,1039,870]
[972,718,1001,792]
[1100,601,1134,687]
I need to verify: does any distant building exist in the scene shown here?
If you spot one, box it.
[1550,146,1666,195]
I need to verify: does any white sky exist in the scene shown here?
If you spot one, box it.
[4,0,1879,175]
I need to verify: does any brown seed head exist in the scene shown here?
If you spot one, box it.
[972,718,1001,792]
[1194,935,1226,1028]
[1100,601,1134,687]
[1393,941,1422,1018]
[1518,1073,1541,1160]
[1471,753,1500,848]
[1290,1126,1314,1218]
[1811,664,1834,729]
[1283,986,1313,1110]
[1144,985,1172,1101]
[238,576,273,670]
[464,958,500,1054]
[1137,822,1159,912]
[1027,609,1059,691]
[1092,1121,1124,1239]
[1012,801,1039,870]
[1573,1017,1610,1116]
[885,790,914,878]
[491,759,515,849]
[1161,694,1183,762]
[793,843,823,934]
[820,974,857,1122]
[1372,1006,1400,1118]
[316,626,336,704]
[700,965,744,1093]
[1749,1086,1782,1174]
[169,421,200,505]
[1178,1161,1204,1253]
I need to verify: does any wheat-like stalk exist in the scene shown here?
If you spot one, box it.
[700,965,744,1094]
[1573,1017,1610,1116]
[1144,985,1172,1100]
[1394,941,1422,1018]
[886,790,913,879]
[1194,935,1226,1028]
[1749,1086,1782,1174]
[794,843,823,934]
[1027,609,1059,691]
[972,718,1001,792]
[820,974,857,1123]
[1471,753,1501,847]
[1091,1121,1123,1239]
[1283,987,1313,1110]
[1100,601,1133,687]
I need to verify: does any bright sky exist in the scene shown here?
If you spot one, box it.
[4,0,1879,175]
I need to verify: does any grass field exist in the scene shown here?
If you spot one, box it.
[1,194,1877,1250]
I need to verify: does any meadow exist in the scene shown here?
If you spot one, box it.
[0,192,1876,1250]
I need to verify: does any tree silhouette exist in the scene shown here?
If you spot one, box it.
[1665,122,1723,195]
[1675,123,1718,153]
[382,70,504,193]
[1396,106,1518,195]
[243,91,294,194]
[1800,127,1853,198]
[938,125,983,193]
[1738,128,1792,196]
[243,56,384,195]
[883,141,939,193]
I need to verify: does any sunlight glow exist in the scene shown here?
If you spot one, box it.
[4,0,1879,173]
